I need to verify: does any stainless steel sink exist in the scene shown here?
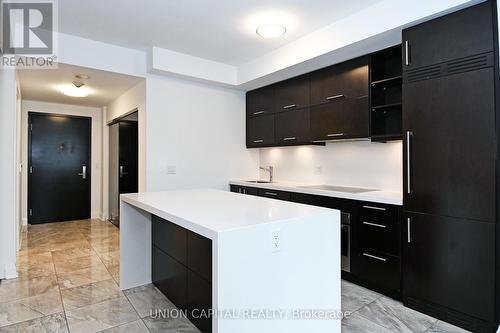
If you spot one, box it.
[245,180,273,184]
[297,185,376,193]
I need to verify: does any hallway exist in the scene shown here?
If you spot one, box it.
[0,219,200,333]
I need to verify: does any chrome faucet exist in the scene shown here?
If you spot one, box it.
[259,166,274,182]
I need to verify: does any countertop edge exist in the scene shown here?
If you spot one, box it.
[120,191,341,239]
[121,194,219,240]
[229,181,403,206]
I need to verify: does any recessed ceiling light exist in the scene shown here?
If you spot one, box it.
[256,24,286,38]
[60,84,90,98]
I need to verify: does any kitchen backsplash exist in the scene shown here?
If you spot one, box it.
[259,140,402,192]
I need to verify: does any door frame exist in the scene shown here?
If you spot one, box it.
[27,112,92,224]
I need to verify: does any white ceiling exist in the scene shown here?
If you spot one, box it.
[18,63,143,107]
[59,0,384,66]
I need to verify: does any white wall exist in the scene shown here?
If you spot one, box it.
[146,74,259,191]
[259,141,403,192]
[0,68,18,279]
[21,101,104,223]
[103,80,146,219]
[15,75,22,250]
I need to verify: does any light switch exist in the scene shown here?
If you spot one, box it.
[167,165,177,175]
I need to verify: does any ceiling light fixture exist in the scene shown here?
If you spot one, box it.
[75,74,90,80]
[60,82,90,98]
[256,24,286,38]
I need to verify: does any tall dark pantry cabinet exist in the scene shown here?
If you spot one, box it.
[401,2,499,332]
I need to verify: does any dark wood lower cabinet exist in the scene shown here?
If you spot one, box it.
[152,246,188,308]
[187,271,212,333]
[229,185,259,196]
[152,216,187,265]
[352,251,400,293]
[152,216,213,333]
[403,213,496,332]
[258,188,290,201]
[231,186,402,298]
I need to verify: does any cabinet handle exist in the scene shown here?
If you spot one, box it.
[407,217,412,243]
[404,41,410,66]
[283,104,297,109]
[265,191,278,196]
[253,111,265,115]
[327,133,344,137]
[362,205,386,211]
[363,252,387,262]
[326,94,344,100]
[283,137,296,141]
[243,188,247,194]
[406,131,413,194]
[253,139,264,143]
[362,221,387,229]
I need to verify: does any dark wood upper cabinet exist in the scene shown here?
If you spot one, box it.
[275,108,310,145]
[246,85,274,117]
[310,56,369,104]
[246,114,274,148]
[310,97,369,141]
[403,68,496,222]
[274,75,310,111]
[402,1,494,71]
[370,46,403,141]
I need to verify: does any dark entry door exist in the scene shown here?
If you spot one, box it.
[29,113,91,224]
[118,121,138,194]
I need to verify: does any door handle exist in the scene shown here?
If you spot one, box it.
[77,166,87,179]
[406,131,413,194]
[407,217,412,243]
[404,41,410,66]
[119,166,128,178]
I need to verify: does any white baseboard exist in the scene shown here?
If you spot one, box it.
[3,263,18,280]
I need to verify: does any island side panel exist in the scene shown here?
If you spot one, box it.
[120,200,152,290]
[216,211,341,333]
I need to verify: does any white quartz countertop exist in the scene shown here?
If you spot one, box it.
[229,180,403,206]
[121,189,337,240]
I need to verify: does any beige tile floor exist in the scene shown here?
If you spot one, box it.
[0,219,472,333]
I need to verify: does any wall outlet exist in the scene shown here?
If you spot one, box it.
[167,165,177,175]
[314,165,323,175]
[270,228,281,253]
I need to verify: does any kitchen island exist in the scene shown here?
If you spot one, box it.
[120,189,341,333]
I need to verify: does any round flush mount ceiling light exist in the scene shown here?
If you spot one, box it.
[256,24,287,38]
